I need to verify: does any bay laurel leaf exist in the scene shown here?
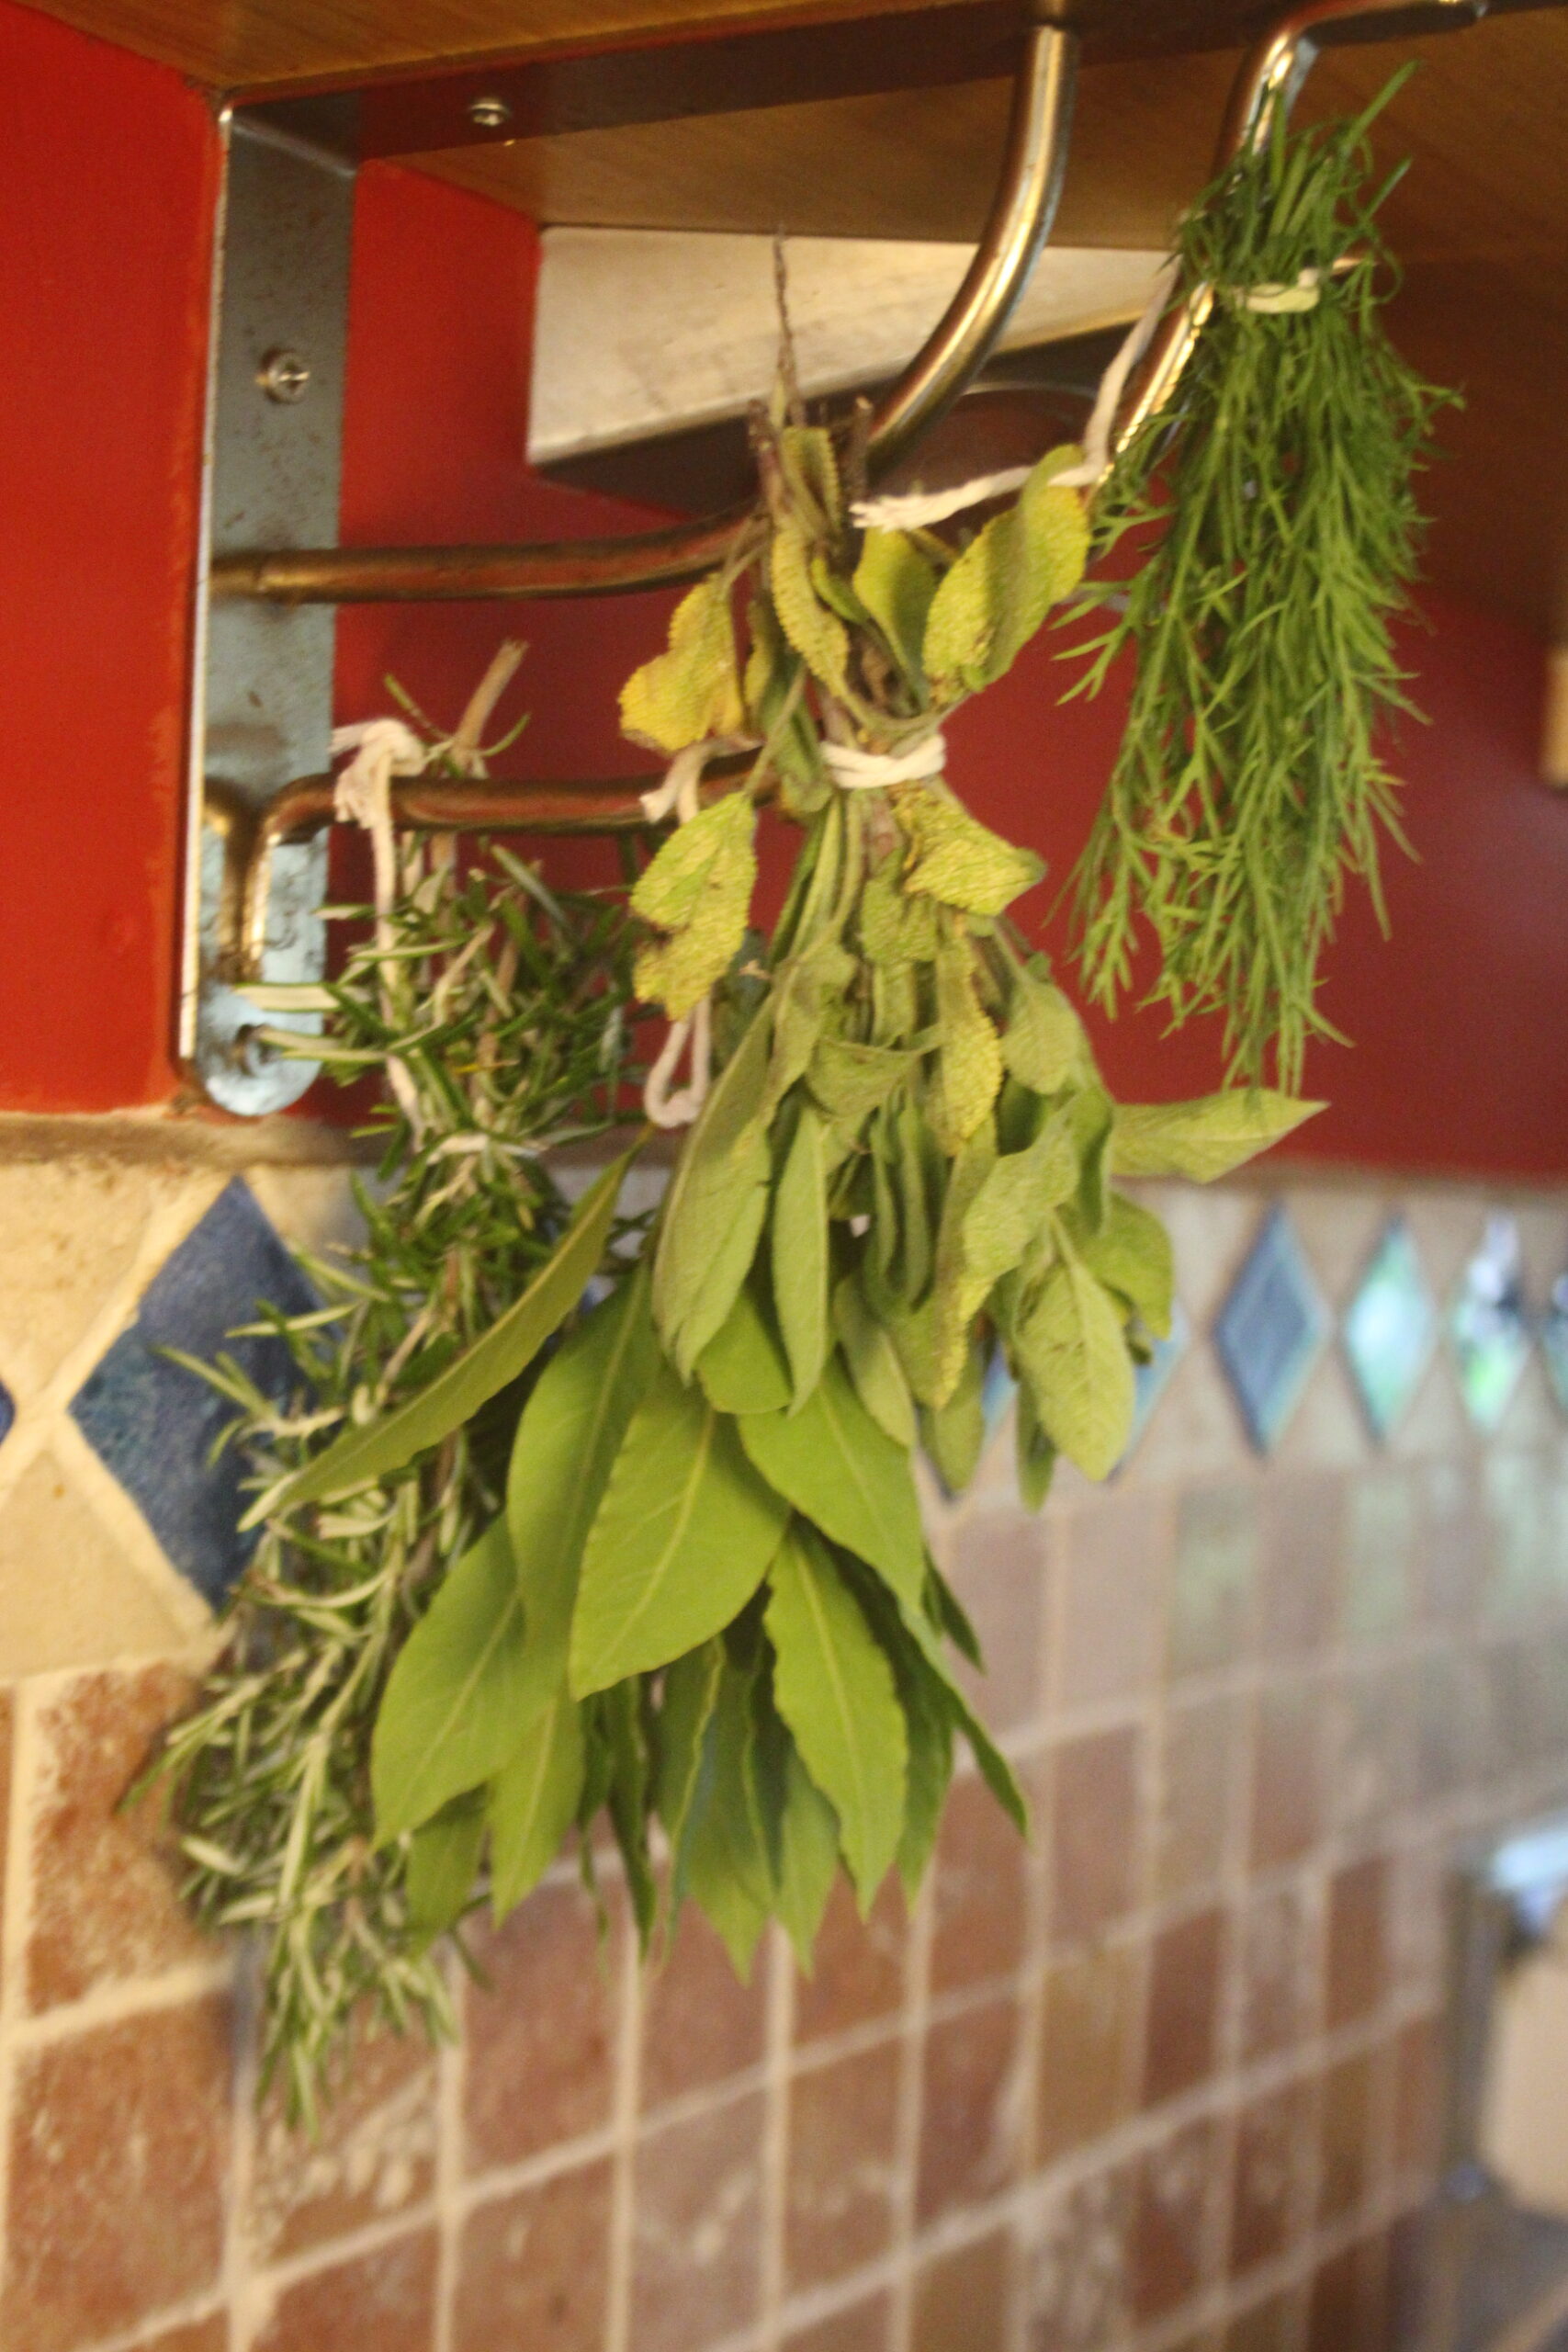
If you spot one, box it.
[765,1525,908,1906]
[896,792,1043,918]
[697,1278,793,1415]
[859,1572,1028,1838]
[831,1273,916,1448]
[775,1747,841,1969]
[852,529,939,684]
[1080,1192,1175,1338]
[1111,1091,1324,1181]
[1000,966,1086,1094]
[920,1340,987,1495]
[271,1144,637,1516]
[892,1649,953,1902]
[763,936,856,1117]
[488,1691,586,1918]
[406,1789,487,1948]
[680,1658,773,1977]
[1014,1251,1135,1481]
[620,573,745,753]
[371,1518,528,1844]
[773,1102,831,1410]
[1014,1376,1057,1512]
[738,1355,926,1611]
[655,1638,726,1871]
[960,1107,1078,1295]
[771,519,852,701]
[601,1680,658,1945]
[569,1363,791,1694]
[654,1008,773,1375]
[808,1035,914,1124]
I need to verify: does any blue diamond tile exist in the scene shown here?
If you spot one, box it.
[982,1344,1017,1443]
[0,1375,13,1451]
[71,1179,314,1606]
[1544,1272,1568,1419]
[1448,1214,1532,1435]
[1213,1206,1330,1453]
[1122,1299,1192,1466]
[1342,1216,1438,1442]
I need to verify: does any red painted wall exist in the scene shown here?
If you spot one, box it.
[5,0,1565,1177]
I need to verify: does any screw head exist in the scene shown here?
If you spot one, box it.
[468,92,513,130]
[257,347,310,404]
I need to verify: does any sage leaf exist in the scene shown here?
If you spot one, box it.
[852,528,939,683]
[371,1518,528,1844]
[407,1790,486,1948]
[920,1340,986,1494]
[1001,966,1085,1094]
[570,1363,791,1694]
[1111,1091,1323,1181]
[766,1524,907,1906]
[897,793,1043,918]
[654,1007,773,1376]
[773,1102,831,1409]
[633,790,758,1019]
[832,1273,916,1448]
[808,1035,913,1124]
[1080,1193,1175,1338]
[274,1144,637,1513]
[620,572,745,752]
[931,939,1003,1153]
[739,1355,926,1611]
[489,1692,586,1917]
[506,1263,659,1723]
[961,1107,1077,1293]
[771,518,852,700]
[1015,1250,1134,1481]
[922,446,1089,699]
[776,1747,841,1968]
[697,1278,792,1415]
[764,938,855,1117]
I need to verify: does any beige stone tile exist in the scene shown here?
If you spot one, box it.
[1286,1188,1393,1313]
[1494,1351,1561,1449]
[1403,1194,1484,1305]
[1276,1351,1370,1475]
[0,1160,154,1396]
[1124,1345,1252,1491]
[1141,1183,1262,1328]
[0,1449,195,1676]
[246,1166,365,1258]
[1511,1199,1568,1302]
[1388,1353,1472,1464]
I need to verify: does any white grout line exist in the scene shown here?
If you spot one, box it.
[225,1942,261,2352]
[432,1950,465,2352]
[604,1908,645,2352]
[757,1925,795,2351]
[886,1869,935,2352]
[0,1678,42,2334]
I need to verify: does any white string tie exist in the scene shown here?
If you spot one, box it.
[852,469,1033,533]
[330,720,430,1128]
[638,736,754,1131]
[1235,266,1324,313]
[820,734,948,789]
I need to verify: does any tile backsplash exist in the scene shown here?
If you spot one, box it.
[0,1126,1565,2352]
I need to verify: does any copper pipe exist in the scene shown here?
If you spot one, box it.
[209,11,1077,609]
[1105,0,1487,478]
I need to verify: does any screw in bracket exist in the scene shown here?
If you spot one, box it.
[468,93,513,130]
[257,347,311,404]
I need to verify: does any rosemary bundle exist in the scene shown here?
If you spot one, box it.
[1069,74,1452,1089]
[270,413,1315,2012]
[152,831,635,2125]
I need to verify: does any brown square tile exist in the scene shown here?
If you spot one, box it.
[913,2227,1011,2352]
[26,1664,211,2012]
[1237,1881,1319,2062]
[2,1998,231,2352]
[794,1874,907,2048]
[1036,1939,1139,2163]
[1318,2051,1374,2222]
[631,2091,764,2352]
[1132,2116,1222,2324]
[1168,1486,1258,1680]
[1259,1477,1343,1660]
[931,1770,1030,1996]
[1143,1906,1224,2109]
[1249,1681,1325,1871]
[1048,1727,1141,1948]
[1232,2083,1313,2277]
[252,2229,437,2352]
[916,1991,1022,2224]
[1393,2015,1444,2179]
[1306,2233,1390,2352]
[453,2159,613,2352]
[1420,1460,1484,1628]
[1344,1472,1416,1646]
[1325,1856,1388,2030]
[1053,1490,1167,1707]
[464,1878,621,2172]
[134,2319,228,2352]
[1027,2162,1134,2352]
[250,2023,436,2265]
[641,1902,767,2112]
[786,2041,901,2291]
[0,1684,12,1963]
[1413,1645,1485,1798]
[1156,1693,1237,1906]
[944,1508,1048,1735]
[784,2292,893,2352]
[1224,2289,1305,2352]
[1334,1663,1416,1841]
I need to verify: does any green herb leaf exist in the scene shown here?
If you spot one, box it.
[1111,1091,1323,1180]
[272,1145,637,1513]
[766,1525,907,1906]
[655,1009,773,1376]
[852,529,939,683]
[772,518,852,701]
[697,1277,793,1415]
[1080,1193,1175,1338]
[1014,1249,1135,1481]
[930,939,1004,1153]
[632,790,758,1019]
[406,1790,487,1948]
[920,1340,987,1494]
[773,1102,831,1409]
[489,1692,586,1917]
[897,793,1043,918]
[775,1747,841,1968]
[832,1273,916,1448]
[1000,966,1085,1094]
[621,572,745,752]
[681,1657,773,1976]
[808,1035,914,1124]
[656,1639,726,1872]
[570,1363,791,1693]
[922,447,1089,700]
[893,1652,953,1902]
[1015,1375,1057,1512]
[739,1356,927,1611]
[371,1518,528,1843]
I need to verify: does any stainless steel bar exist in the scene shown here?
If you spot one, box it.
[209,9,1078,608]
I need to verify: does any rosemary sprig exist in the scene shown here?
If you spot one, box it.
[149,831,637,2128]
[1067,72,1454,1090]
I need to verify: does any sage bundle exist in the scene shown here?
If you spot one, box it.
[1069,74,1452,1089]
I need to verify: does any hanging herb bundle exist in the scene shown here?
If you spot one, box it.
[264,408,1318,2035]
[1069,72,1453,1090]
[148,825,637,2126]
